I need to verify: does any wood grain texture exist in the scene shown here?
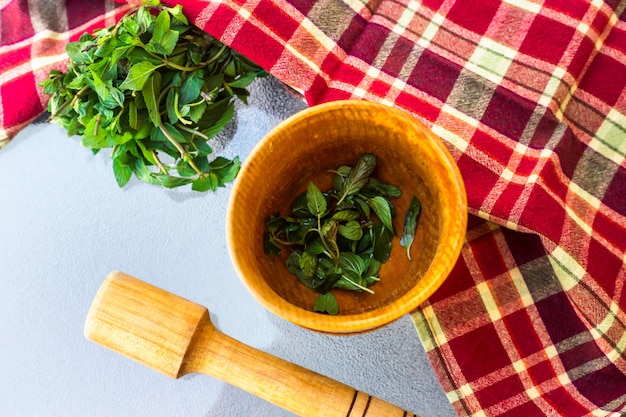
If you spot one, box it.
[227,100,467,333]
[84,271,419,417]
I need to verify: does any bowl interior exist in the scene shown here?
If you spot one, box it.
[227,101,466,333]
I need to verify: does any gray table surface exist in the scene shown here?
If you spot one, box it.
[0,76,457,417]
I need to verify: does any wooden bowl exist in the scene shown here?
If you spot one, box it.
[226,100,467,334]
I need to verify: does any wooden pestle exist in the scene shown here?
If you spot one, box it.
[84,271,419,417]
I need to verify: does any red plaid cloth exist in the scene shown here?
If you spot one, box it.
[0,0,131,146]
[2,0,625,415]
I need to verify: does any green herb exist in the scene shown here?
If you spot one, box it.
[263,153,401,315]
[314,292,339,315]
[41,0,266,191]
[400,195,421,260]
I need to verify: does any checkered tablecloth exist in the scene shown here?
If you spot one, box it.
[2,0,625,415]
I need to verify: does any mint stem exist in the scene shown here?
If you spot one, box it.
[158,121,203,176]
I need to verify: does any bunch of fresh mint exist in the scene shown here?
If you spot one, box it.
[42,0,266,191]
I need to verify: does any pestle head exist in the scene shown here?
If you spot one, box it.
[84,271,209,379]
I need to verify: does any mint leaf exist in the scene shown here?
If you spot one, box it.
[152,10,170,42]
[142,72,162,127]
[81,117,114,149]
[179,71,204,104]
[331,210,360,222]
[337,153,376,204]
[314,292,339,315]
[339,252,367,276]
[306,182,327,217]
[400,196,421,260]
[338,220,363,241]
[300,251,318,278]
[372,222,393,263]
[164,4,188,25]
[112,157,132,187]
[367,195,394,234]
[191,175,214,192]
[119,61,162,91]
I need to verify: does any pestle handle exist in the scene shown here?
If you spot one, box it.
[183,321,418,417]
[84,271,419,417]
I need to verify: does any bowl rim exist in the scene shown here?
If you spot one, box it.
[226,99,467,334]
